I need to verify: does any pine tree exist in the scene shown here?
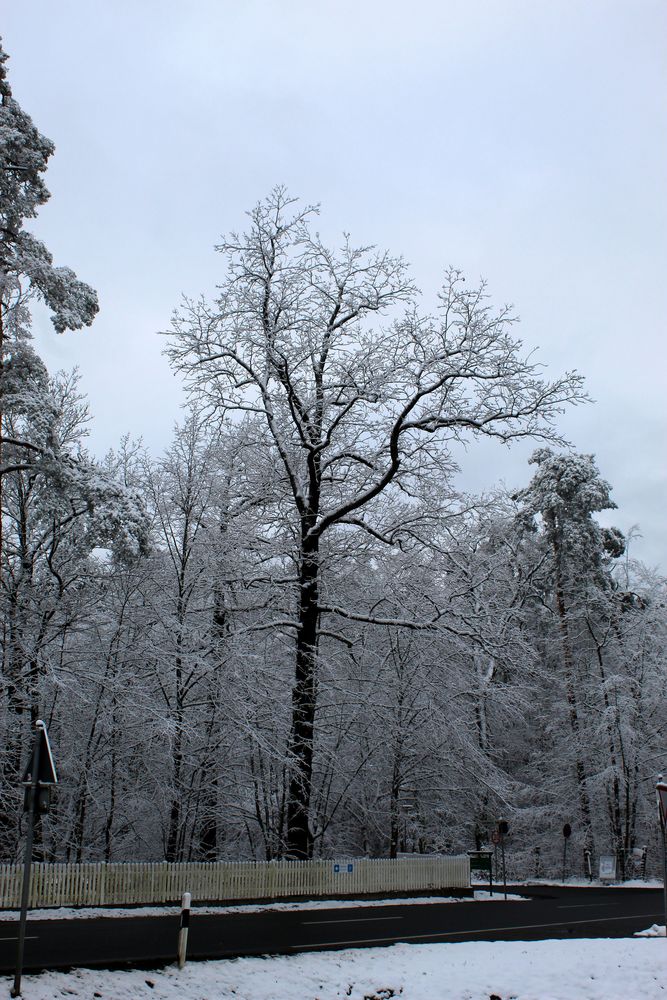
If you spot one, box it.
[0,36,99,547]
[0,40,150,859]
[515,449,619,857]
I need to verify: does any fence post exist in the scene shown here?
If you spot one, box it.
[177,892,191,969]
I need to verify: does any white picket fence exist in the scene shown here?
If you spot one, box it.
[0,856,470,908]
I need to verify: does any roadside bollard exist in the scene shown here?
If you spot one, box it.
[178,892,191,969]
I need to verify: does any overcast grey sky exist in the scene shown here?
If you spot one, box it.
[4,0,666,567]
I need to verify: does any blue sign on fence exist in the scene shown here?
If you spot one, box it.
[332,863,354,874]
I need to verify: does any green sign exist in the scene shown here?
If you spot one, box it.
[469,852,492,872]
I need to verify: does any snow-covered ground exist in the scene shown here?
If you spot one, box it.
[0,891,527,921]
[634,923,666,937]
[497,877,663,889]
[4,937,665,999]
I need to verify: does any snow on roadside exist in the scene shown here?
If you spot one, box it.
[501,877,663,889]
[0,891,526,921]
[634,923,666,937]
[609,878,663,889]
[472,890,525,900]
[3,937,665,999]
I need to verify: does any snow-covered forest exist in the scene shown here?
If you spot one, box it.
[1,38,665,876]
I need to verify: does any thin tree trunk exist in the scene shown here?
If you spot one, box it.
[166,629,184,862]
[587,621,623,863]
[550,528,594,854]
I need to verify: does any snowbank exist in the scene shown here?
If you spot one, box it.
[4,937,665,1000]
[0,891,526,921]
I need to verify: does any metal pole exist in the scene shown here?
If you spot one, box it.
[500,831,507,900]
[660,819,667,940]
[657,776,667,939]
[562,836,567,882]
[11,724,42,998]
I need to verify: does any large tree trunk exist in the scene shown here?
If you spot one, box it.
[285,528,319,859]
[389,748,403,860]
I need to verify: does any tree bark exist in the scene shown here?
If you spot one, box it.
[550,526,594,854]
[285,525,319,858]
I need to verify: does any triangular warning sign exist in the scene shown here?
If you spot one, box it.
[657,781,667,828]
[22,725,58,786]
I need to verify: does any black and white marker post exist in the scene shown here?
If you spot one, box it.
[656,776,667,940]
[12,720,58,998]
[178,892,191,969]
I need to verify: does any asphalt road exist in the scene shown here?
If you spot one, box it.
[0,885,663,972]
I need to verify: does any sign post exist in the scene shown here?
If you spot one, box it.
[656,776,667,939]
[12,720,58,998]
[491,829,499,880]
[468,850,493,896]
[497,819,509,900]
[562,823,571,882]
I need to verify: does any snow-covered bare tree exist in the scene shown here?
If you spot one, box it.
[0,370,150,857]
[168,188,586,858]
[144,412,226,860]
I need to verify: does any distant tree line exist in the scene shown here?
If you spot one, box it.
[1,39,664,876]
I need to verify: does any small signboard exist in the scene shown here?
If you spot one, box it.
[468,851,492,873]
[599,855,617,881]
[333,863,354,874]
[491,830,501,845]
